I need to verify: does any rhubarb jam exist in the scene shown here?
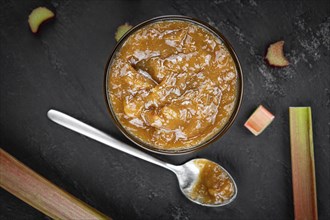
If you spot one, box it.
[108,20,238,150]
[190,159,235,205]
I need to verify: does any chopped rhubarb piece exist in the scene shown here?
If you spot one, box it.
[28,7,55,33]
[115,23,132,42]
[244,105,275,136]
[265,40,289,67]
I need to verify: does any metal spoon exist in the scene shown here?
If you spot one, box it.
[47,109,237,207]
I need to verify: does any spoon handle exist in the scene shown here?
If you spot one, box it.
[47,109,175,171]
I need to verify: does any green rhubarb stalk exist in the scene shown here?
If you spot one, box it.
[289,107,318,220]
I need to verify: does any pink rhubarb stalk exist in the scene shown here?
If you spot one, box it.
[289,107,318,220]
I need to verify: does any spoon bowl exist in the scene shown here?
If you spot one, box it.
[47,109,237,207]
[177,159,237,207]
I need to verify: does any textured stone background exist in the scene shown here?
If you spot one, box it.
[0,0,329,219]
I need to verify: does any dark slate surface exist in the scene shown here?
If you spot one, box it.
[1,0,329,219]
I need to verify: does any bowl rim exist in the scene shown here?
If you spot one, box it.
[104,15,243,155]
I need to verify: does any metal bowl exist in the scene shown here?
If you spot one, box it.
[104,15,243,155]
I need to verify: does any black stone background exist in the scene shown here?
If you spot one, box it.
[1,0,329,219]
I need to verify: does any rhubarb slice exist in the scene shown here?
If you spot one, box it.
[265,40,289,67]
[28,7,55,33]
[289,107,318,220]
[115,23,132,42]
[244,105,275,136]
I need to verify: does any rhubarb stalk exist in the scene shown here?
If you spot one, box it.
[0,148,110,219]
[289,107,318,220]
